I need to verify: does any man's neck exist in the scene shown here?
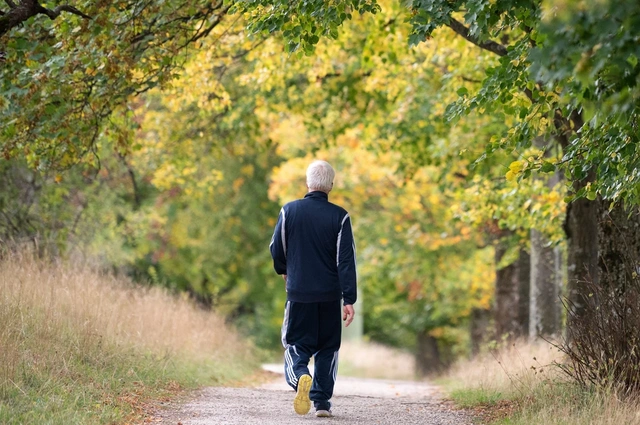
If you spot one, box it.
[308,189,329,195]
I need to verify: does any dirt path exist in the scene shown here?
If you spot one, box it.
[154,366,474,425]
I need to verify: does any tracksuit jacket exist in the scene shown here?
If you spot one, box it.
[269,191,357,306]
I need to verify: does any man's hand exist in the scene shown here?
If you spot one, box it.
[343,304,355,327]
[282,274,287,290]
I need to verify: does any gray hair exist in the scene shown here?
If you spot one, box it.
[306,160,335,193]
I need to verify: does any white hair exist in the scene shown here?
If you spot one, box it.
[306,160,335,193]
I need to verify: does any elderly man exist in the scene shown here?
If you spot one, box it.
[269,160,357,418]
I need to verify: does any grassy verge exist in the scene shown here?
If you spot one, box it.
[440,341,640,424]
[0,252,259,424]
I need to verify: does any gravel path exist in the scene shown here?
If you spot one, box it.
[154,367,475,425]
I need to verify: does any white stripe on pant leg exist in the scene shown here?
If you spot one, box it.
[281,301,291,348]
[330,351,339,383]
[285,347,298,385]
[281,302,299,386]
[285,347,295,384]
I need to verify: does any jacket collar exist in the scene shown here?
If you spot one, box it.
[304,191,329,201]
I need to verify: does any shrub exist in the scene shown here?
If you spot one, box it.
[556,258,640,395]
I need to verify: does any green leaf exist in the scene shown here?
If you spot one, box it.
[540,161,555,173]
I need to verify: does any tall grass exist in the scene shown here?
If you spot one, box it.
[441,340,640,425]
[443,340,561,404]
[0,251,258,424]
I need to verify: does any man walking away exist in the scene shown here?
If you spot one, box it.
[269,160,357,418]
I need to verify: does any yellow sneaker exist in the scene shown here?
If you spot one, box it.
[293,374,312,415]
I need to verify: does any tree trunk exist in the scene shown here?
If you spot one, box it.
[494,243,521,339]
[517,249,531,336]
[416,330,442,376]
[552,111,598,333]
[565,186,599,329]
[529,136,561,339]
[597,201,640,290]
[529,229,561,338]
[470,307,490,356]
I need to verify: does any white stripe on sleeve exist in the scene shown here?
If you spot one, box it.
[336,214,350,266]
[280,207,287,258]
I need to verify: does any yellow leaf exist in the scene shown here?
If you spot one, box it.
[508,160,523,173]
[240,164,255,177]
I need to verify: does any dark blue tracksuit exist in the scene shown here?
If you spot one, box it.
[270,191,357,411]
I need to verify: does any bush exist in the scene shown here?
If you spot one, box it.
[557,259,640,395]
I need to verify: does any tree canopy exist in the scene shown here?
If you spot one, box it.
[240,0,640,203]
[1,0,229,169]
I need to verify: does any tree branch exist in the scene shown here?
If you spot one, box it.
[178,4,229,49]
[117,152,141,209]
[443,12,585,185]
[446,17,508,57]
[39,4,92,20]
[0,1,91,38]
[461,76,482,83]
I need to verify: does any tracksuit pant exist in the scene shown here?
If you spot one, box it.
[281,299,342,411]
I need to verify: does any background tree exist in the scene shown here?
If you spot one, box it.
[93,22,285,347]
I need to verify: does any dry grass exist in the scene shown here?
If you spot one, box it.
[441,340,640,425]
[444,340,563,397]
[339,340,416,380]
[0,250,257,424]
[513,390,640,425]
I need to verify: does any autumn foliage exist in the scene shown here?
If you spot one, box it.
[2,0,639,394]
